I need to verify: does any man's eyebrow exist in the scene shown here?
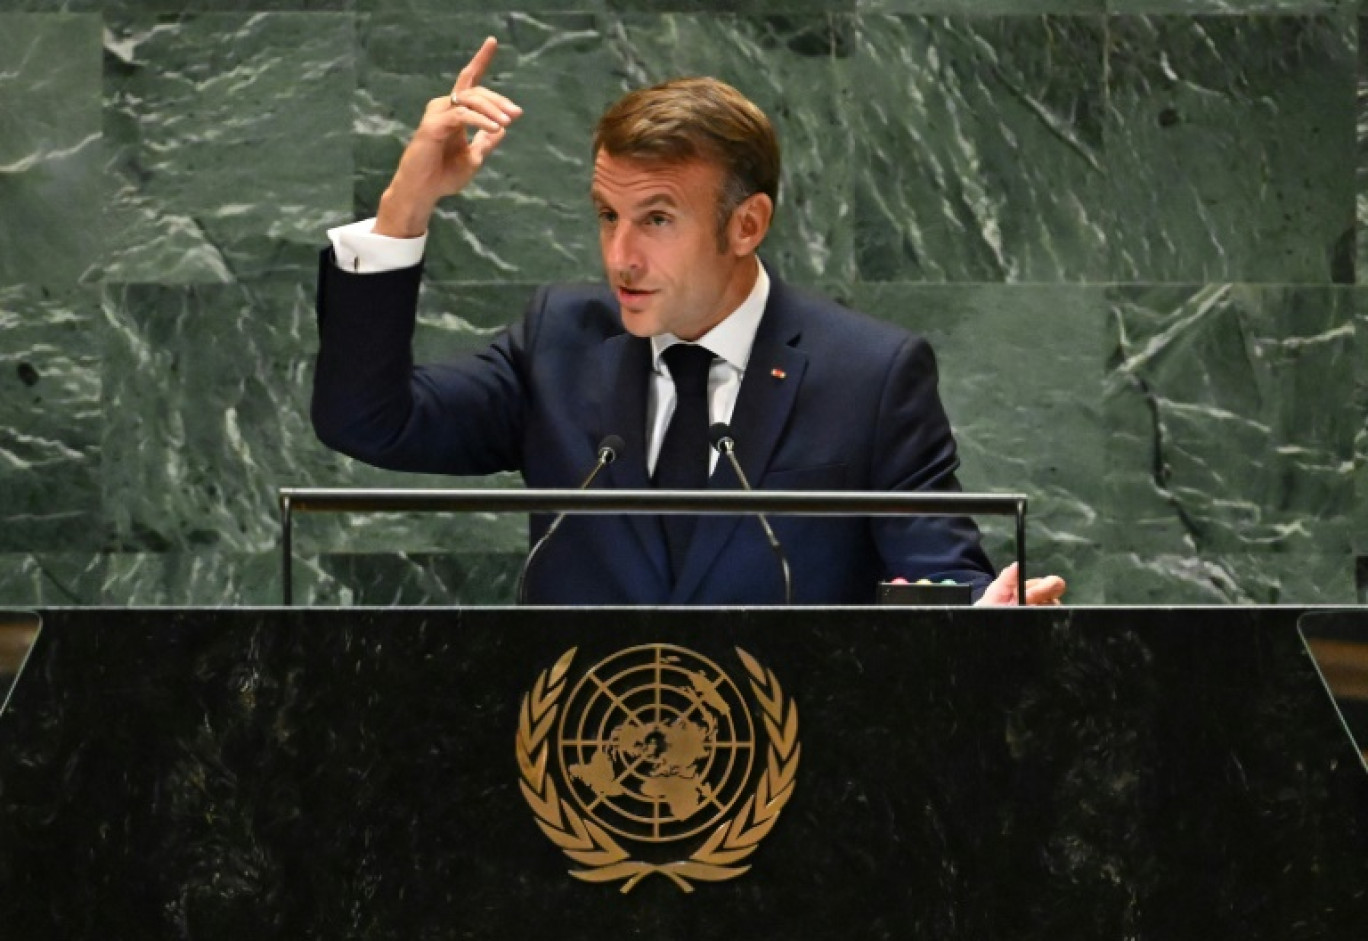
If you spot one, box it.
[632,192,684,211]
[588,190,679,210]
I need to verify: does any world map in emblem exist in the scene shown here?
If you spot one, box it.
[557,645,756,843]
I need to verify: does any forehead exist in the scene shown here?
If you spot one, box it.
[591,151,723,207]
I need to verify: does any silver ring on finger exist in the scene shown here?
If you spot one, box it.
[450,92,463,107]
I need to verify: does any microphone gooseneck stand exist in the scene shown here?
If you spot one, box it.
[709,422,794,606]
[516,435,624,605]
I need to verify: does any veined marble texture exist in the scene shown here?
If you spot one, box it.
[850,14,1355,283]
[101,12,355,284]
[98,548,522,605]
[1106,284,1357,600]
[0,554,106,605]
[0,15,102,289]
[1357,295,1368,558]
[0,8,1365,606]
[1358,11,1368,285]
[0,2,354,10]
[99,281,332,556]
[1103,549,1356,603]
[1109,2,1353,11]
[0,286,105,551]
[863,2,1105,11]
[1106,15,1355,283]
[847,15,1110,282]
[95,279,529,601]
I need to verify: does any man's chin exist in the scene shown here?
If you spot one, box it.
[619,314,664,339]
[616,304,666,338]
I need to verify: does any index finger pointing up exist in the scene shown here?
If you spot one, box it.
[453,36,499,96]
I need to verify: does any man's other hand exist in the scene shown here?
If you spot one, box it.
[376,36,523,238]
[974,562,1066,606]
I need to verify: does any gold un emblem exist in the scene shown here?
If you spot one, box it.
[516,644,800,893]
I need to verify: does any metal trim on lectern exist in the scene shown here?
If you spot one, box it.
[275,488,1027,606]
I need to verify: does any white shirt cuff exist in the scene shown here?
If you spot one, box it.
[327,218,427,274]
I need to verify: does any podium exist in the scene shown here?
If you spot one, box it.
[2,606,1366,938]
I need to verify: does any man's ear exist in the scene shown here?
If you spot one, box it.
[728,192,773,256]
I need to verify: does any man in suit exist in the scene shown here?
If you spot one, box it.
[313,37,1065,607]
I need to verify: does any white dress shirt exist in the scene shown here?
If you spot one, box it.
[326,218,772,476]
[329,217,427,273]
[644,268,768,476]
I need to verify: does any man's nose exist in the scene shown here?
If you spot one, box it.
[604,224,640,274]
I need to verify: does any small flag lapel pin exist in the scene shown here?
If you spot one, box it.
[770,368,786,380]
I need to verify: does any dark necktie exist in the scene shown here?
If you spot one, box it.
[654,343,715,581]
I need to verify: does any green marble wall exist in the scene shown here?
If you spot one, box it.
[1,1,1363,605]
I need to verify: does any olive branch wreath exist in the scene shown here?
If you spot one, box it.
[515,646,800,893]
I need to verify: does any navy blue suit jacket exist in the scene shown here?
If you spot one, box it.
[312,252,994,604]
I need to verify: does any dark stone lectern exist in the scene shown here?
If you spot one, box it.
[1,607,1366,939]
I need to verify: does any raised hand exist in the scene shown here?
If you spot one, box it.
[376,36,523,238]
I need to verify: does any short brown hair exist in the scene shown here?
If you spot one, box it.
[593,77,781,241]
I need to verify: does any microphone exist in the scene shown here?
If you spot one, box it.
[516,434,625,605]
[708,422,793,605]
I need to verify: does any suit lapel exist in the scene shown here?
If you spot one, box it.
[596,332,670,583]
[670,283,809,603]
[726,290,808,488]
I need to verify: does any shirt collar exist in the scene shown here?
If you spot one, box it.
[650,262,771,374]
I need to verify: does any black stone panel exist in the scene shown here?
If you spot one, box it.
[0,607,1364,938]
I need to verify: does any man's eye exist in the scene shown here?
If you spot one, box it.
[597,210,617,224]
[647,213,670,226]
